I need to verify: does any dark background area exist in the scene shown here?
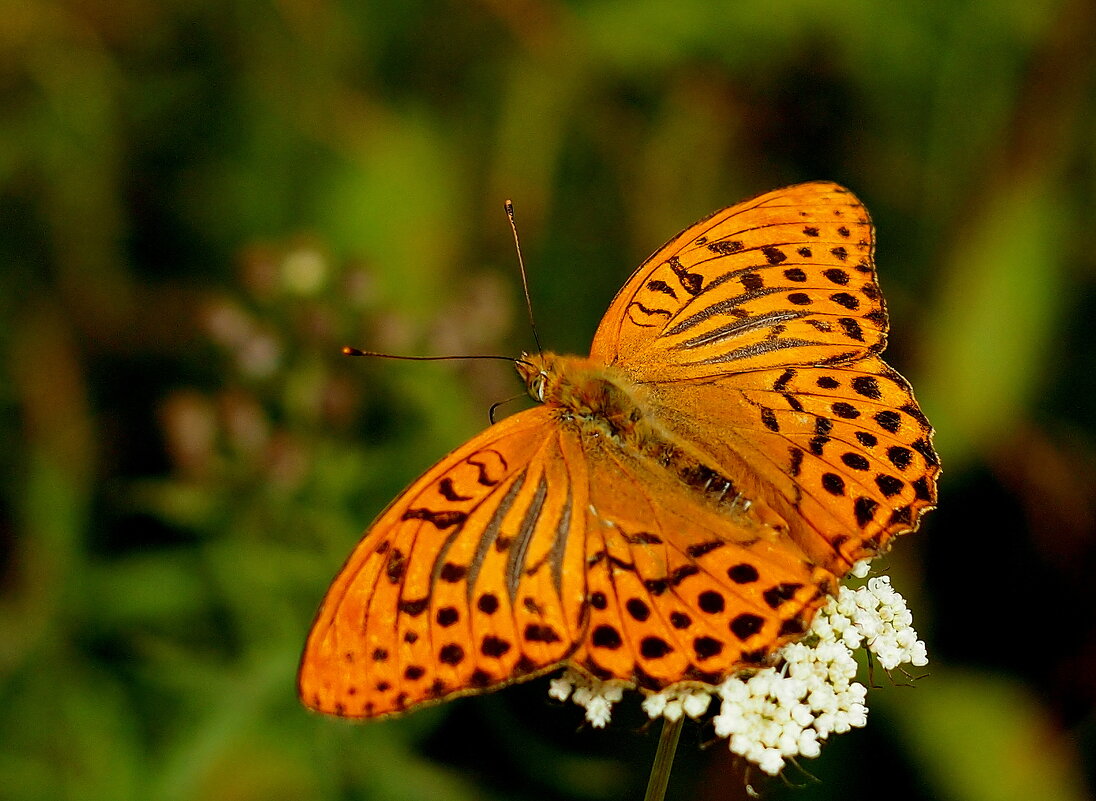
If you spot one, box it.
[2,1,1095,799]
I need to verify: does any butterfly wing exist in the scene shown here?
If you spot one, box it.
[642,357,939,573]
[590,182,884,381]
[588,183,937,575]
[562,426,836,686]
[299,407,589,718]
[301,399,841,715]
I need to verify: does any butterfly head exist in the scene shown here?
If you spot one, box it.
[517,351,554,403]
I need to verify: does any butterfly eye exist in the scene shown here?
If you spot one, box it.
[532,372,547,402]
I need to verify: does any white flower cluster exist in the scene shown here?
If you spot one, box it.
[547,561,928,776]
[548,672,630,728]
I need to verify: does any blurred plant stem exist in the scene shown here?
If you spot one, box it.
[643,716,684,801]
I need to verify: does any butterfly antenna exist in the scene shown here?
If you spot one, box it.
[505,199,543,356]
[342,347,534,370]
[488,392,527,424]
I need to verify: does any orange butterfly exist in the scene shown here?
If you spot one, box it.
[298,182,938,718]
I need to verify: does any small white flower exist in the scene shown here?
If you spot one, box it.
[682,691,712,719]
[552,669,630,727]
[777,727,800,755]
[548,675,574,702]
[847,703,869,728]
[641,692,668,718]
[586,697,613,727]
[663,700,686,721]
[757,748,785,776]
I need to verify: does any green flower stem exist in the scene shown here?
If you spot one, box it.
[643,716,684,801]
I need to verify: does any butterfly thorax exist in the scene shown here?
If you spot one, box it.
[517,352,771,524]
[517,352,652,441]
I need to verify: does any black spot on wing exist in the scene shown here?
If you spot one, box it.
[773,369,796,391]
[667,256,703,296]
[647,279,677,299]
[437,478,472,502]
[762,246,787,265]
[708,240,744,255]
[403,508,468,528]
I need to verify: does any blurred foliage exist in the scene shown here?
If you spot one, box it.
[1,0,1095,800]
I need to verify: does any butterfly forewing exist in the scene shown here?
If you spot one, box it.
[587,182,936,575]
[591,182,885,381]
[299,407,588,718]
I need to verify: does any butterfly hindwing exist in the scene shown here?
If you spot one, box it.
[298,407,588,718]
[642,357,939,573]
[565,431,836,687]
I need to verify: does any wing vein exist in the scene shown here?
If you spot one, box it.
[507,473,549,602]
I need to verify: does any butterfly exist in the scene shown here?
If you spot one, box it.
[298,182,939,719]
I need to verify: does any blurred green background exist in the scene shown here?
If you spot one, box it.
[2,0,1095,799]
